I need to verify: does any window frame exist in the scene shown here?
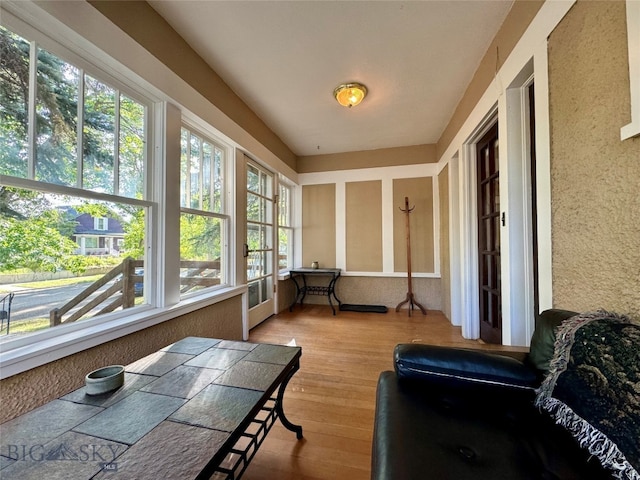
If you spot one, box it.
[1,14,153,188]
[0,4,244,379]
[277,181,294,273]
[179,123,233,297]
[621,0,640,140]
[94,217,108,231]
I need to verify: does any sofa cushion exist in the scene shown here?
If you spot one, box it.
[394,343,538,390]
[535,311,640,480]
[372,370,612,480]
[528,309,577,372]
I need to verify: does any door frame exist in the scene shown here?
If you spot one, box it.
[445,3,571,347]
[456,62,541,346]
[458,109,498,341]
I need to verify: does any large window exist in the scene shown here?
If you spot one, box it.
[0,23,151,339]
[0,26,146,196]
[278,183,293,271]
[179,126,229,296]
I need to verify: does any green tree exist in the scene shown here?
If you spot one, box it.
[180,214,220,261]
[0,216,84,273]
[123,209,145,260]
[0,186,44,220]
[2,26,145,196]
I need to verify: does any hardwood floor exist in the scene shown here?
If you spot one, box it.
[242,306,526,480]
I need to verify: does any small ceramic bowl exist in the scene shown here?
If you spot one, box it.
[85,365,125,396]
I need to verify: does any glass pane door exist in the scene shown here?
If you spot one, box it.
[246,162,275,328]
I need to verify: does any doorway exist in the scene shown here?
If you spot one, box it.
[245,161,276,329]
[476,123,502,344]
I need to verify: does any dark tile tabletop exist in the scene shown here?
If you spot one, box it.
[0,337,302,480]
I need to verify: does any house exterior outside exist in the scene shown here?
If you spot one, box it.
[58,207,126,256]
[72,213,124,256]
[0,0,638,424]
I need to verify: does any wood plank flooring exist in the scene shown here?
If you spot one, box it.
[243,306,526,480]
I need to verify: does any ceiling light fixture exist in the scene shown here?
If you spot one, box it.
[333,82,368,108]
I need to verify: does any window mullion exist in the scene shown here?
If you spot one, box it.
[27,41,37,179]
[114,90,121,195]
[214,144,218,210]
[215,147,222,212]
[77,69,85,189]
[199,137,204,211]
[185,130,191,207]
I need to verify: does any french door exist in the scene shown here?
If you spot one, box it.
[245,161,275,329]
[476,123,502,344]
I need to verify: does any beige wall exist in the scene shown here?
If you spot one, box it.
[548,0,640,316]
[0,297,243,423]
[393,177,435,273]
[436,0,544,159]
[346,181,383,272]
[439,165,451,320]
[298,144,436,173]
[302,184,336,269]
[277,277,297,313]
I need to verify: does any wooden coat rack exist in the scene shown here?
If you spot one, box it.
[395,196,427,316]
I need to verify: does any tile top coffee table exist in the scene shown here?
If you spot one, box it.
[0,337,302,480]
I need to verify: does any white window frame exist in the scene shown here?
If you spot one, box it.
[0,2,245,379]
[277,181,294,273]
[94,217,108,231]
[178,123,233,296]
[621,0,640,140]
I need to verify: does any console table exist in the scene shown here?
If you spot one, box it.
[289,268,342,315]
[0,337,302,479]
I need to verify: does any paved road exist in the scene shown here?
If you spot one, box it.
[4,283,97,322]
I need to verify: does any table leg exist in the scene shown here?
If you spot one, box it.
[327,292,336,315]
[275,360,303,439]
[328,274,342,315]
[288,274,302,312]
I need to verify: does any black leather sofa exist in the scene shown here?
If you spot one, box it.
[371,309,614,480]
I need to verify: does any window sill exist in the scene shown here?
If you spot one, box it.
[0,285,247,379]
[277,271,291,281]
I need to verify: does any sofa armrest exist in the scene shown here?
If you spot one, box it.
[394,344,538,390]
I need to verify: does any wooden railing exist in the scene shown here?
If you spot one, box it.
[179,260,221,294]
[50,258,221,327]
[1,292,15,335]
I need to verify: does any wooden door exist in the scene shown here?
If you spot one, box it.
[477,123,502,344]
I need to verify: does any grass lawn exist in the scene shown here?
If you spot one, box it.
[14,275,104,289]
[1,284,146,337]
[5,317,49,335]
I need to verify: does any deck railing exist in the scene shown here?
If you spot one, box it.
[1,292,15,335]
[50,258,221,326]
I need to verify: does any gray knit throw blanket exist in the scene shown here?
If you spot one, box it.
[535,310,640,480]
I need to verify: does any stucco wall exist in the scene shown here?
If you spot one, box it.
[548,0,640,317]
[293,276,441,312]
[0,296,243,423]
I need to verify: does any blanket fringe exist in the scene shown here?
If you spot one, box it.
[540,397,640,480]
[535,310,638,480]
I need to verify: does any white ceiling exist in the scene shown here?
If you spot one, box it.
[148,1,513,157]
